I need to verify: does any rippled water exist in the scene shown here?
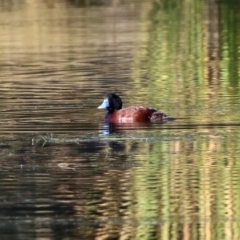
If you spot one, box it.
[0,0,240,239]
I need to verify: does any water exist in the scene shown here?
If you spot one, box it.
[0,0,240,239]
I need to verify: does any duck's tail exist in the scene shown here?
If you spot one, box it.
[164,116,176,121]
[151,111,176,123]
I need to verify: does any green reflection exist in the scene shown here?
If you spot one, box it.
[132,0,240,122]
[220,0,240,94]
[134,0,204,105]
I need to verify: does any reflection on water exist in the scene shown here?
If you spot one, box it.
[2,129,240,239]
[0,0,240,239]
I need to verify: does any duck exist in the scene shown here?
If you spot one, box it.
[98,93,175,123]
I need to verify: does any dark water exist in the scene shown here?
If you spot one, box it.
[0,0,240,239]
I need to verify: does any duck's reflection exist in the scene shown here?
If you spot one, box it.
[98,122,152,136]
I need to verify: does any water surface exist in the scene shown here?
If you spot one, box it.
[0,0,240,239]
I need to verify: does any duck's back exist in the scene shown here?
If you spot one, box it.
[105,106,163,123]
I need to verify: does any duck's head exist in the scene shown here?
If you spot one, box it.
[98,93,122,113]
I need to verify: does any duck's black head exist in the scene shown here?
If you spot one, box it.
[98,93,122,113]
